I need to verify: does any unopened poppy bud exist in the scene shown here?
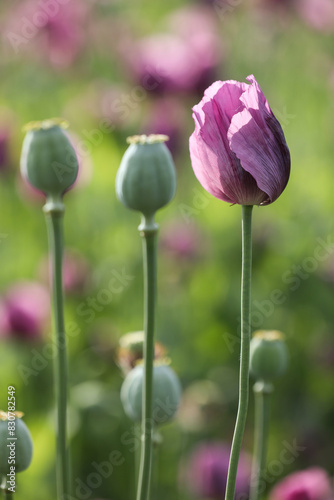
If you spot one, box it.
[116,135,177,218]
[0,411,33,474]
[20,118,78,201]
[250,330,288,382]
[120,362,182,425]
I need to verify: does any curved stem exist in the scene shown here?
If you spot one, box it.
[136,216,158,500]
[250,383,272,500]
[225,204,253,500]
[44,203,70,500]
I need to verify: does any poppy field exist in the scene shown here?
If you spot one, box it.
[0,1,334,500]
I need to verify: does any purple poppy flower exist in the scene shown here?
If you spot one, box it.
[189,75,290,206]
[181,441,251,499]
[4,0,89,68]
[0,131,9,170]
[296,0,334,32]
[160,220,204,260]
[269,468,333,500]
[142,97,186,156]
[38,250,90,295]
[123,6,222,96]
[0,282,50,340]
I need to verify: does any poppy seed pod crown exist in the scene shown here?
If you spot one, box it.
[20,118,79,199]
[116,135,177,218]
[250,330,288,382]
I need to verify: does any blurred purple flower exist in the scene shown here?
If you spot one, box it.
[0,282,50,340]
[123,6,222,95]
[0,131,9,171]
[160,220,204,260]
[39,250,90,295]
[5,0,89,68]
[189,75,291,205]
[181,441,251,499]
[296,0,334,32]
[143,97,186,156]
[269,468,333,500]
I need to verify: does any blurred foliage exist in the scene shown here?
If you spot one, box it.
[0,1,334,499]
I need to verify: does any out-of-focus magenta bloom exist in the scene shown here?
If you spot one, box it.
[143,97,186,155]
[5,0,89,68]
[0,131,9,170]
[269,468,333,500]
[296,0,334,32]
[181,442,251,499]
[124,6,222,95]
[189,75,291,206]
[39,250,90,295]
[0,282,50,340]
[160,221,204,260]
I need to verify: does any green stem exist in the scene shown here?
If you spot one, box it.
[44,199,70,500]
[1,477,13,500]
[136,215,158,500]
[225,205,253,500]
[250,382,272,500]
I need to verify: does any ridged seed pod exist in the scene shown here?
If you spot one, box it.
[0,412,33,474]
[116,135,176,217]
[250,330,288,382]
[121,363,182,426]
[20,118,78,198]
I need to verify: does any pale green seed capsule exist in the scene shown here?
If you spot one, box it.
[20,118,78,198]
[116,135,177,217]
[0,412,33,474]
[250,330,288,382]
[120,363,182,426]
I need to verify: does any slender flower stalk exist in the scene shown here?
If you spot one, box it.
[225,204,253,500]
[250,382,272,500]
[189,76,290,500]
[20,119,79,500]
[3,488,14,500]
[136,216,158,500]
[116,135,176,500]
[1,473,14,498]
[44,201,70,498]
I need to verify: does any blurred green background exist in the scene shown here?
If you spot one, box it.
[0,0,334,499]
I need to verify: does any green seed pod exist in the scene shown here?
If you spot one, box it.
[0,412,33,474]
[120,363,182,426]
[20,118,78,199]
[250,330,288,382]
[116,135,177,217]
